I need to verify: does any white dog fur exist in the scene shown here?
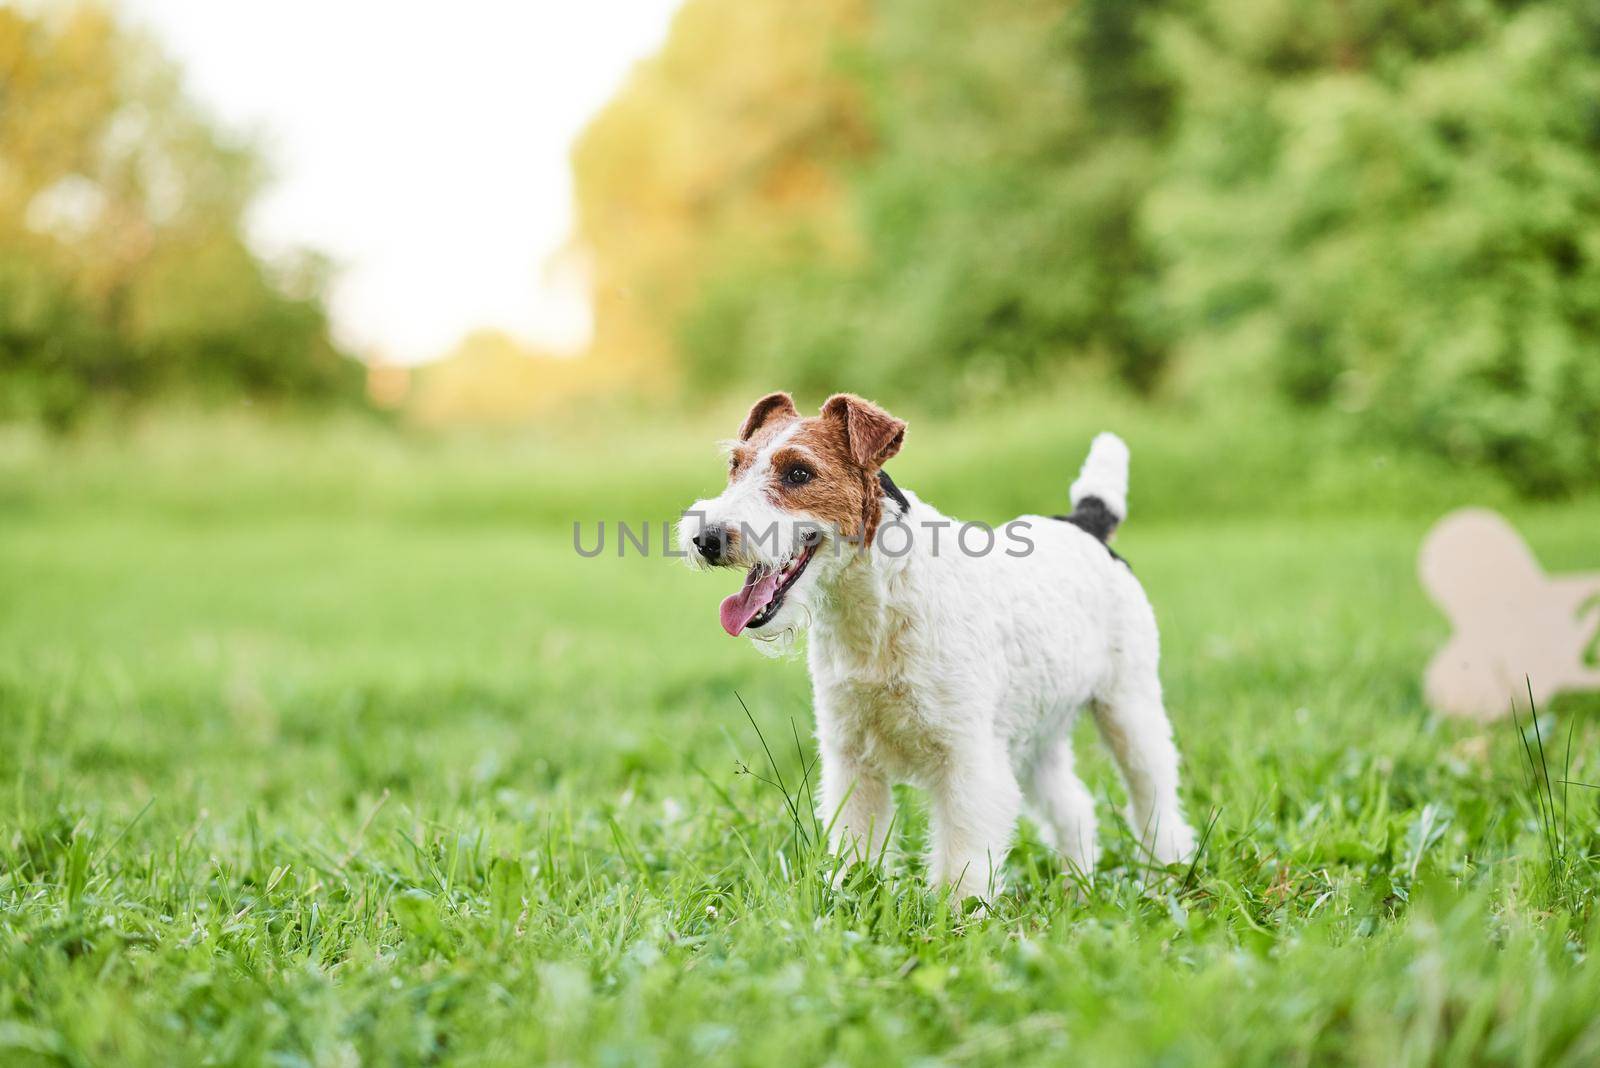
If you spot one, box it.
[681,398,1195,900]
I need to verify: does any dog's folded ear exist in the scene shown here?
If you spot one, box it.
[738,392,799,441]
[821,394,906,470]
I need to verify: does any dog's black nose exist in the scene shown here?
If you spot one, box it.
[692,527,728,563]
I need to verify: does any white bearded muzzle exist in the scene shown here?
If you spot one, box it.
[678,449,830,649]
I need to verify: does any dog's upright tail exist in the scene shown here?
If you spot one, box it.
[1065,432,1129,543]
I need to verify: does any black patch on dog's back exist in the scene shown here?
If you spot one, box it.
[1056,496,1118,542]
[1052,495,1129,568]
[877,473,1127,568]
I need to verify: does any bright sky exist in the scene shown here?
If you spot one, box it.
[119,0,681,364]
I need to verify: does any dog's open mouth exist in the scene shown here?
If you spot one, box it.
[718,539,819,636]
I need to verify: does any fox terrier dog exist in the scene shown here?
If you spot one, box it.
[680,392,1195,899]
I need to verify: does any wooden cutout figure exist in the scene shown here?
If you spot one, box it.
[1420,508,1600,721]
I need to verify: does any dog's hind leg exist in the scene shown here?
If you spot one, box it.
[1024,734,1099,879]
[1091,674,1195,867]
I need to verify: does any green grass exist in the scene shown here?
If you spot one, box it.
[2,399,1599,1066]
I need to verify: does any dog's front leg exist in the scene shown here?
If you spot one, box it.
[817,742,893,873]
[928,742,1022,903]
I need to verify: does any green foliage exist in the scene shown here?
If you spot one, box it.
[1155,0,1600,495]
[2,415,1599,1063]
[0,5,357,428]
[0,255,121,426]
[583,0,1600,491]
[680,0,1176,404]
[569,0,871,386]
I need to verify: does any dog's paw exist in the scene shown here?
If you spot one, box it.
[1126,807,1196,867]
[1146,819,1197,868]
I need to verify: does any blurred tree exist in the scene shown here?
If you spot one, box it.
[1152,0,1600,493]
[0,3,355,426]
[570,0,872,397]
[574,0,1600,491]
[576,0,1180,406]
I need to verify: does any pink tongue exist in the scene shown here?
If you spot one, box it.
[719,569,782,636]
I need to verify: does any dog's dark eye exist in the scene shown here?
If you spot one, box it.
[783,465,813,486]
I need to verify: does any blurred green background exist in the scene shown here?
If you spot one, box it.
[6,0,1600,492]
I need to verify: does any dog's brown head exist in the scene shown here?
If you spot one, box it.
[728,392,905,547]
[680,392,907,638]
